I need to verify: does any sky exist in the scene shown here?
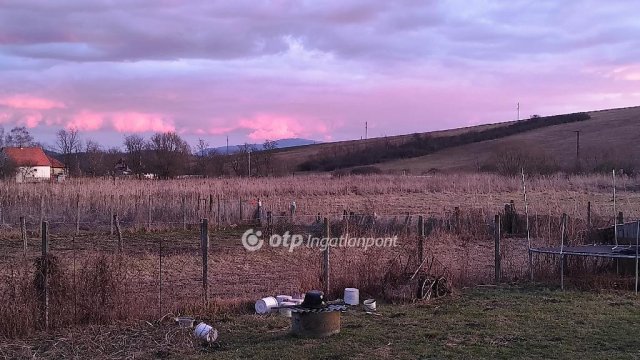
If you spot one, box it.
[1,0,639,149]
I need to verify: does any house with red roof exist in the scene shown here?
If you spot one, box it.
[1,147,66,182]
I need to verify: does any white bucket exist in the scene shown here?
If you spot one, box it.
[291,298,304,306]
[279,301,296,317]
[255,296,279,314]
[276,295,293,304]
[363,299,376,312]
[194,322,218,343]
[344,288,360,305]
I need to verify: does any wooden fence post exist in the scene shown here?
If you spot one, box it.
[21,216,27,256]
[39,195,45,236]
[147,194,152,230]
[110,195,114,236]
[75,194,80,235]
[343,210,349,240]
[323,217,330,295]
[587,201,591,229]
[217,194,221,228]
[266,211,272,236]
[201,219,209,306]
[239,198,243,222]
[41,221,49,331]
[418,215,425,266]
[114,215,123,252]
[182,195,187,231]
[494,214,501,284]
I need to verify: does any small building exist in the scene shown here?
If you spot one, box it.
[47,155,67,179]
[1,147,66,183]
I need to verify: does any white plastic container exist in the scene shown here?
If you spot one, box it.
[175,316,195,328]
[363,299,376,312]
[194,322,218,343]
[291,298,304,306]
[276,295,293,304]
[344,288,360,305]
[279,301,296,317]
[255,296,279,314]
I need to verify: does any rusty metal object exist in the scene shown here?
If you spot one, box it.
[291,311,341,338]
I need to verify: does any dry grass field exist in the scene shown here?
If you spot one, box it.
[1,173,639,358]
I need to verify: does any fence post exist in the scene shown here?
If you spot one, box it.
[110,195,114,236]
[182,195,187,231]
[114,214,123,252]
[587,201,591,229]
[21,216,27,255]
[159,236,163,318]
[266,211,272,236]
[494,214,501,284]
[343,210,349,240]
[560,213,567,290]
[323,217,330,296]
[39,195,45,236]
[217,194,221,228]
[41,221,49,331]
[201,219,209,306]
[148,194,152,230]
[418,215,425,266]
[239,198,243,222]
[75,194,80,235]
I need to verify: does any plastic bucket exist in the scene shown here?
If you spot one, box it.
[344,288,359,305]
[363,299,376,312]
[255,296,279,314]
[279,301,296,317]
[291,298,304,306]
[194,322,218,343]
[276,295,293,304]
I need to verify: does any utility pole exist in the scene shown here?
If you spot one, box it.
[248,149,251,177]
[226,136,229,155]
[517,102,520,120]
[365,121,368,140]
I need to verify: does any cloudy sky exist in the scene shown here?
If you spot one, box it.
[1,0,639,149]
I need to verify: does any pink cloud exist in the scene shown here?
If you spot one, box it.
[0,95,65,110]
[238,114,306,140]
[66,110,104,131]
[110,112,175,133]
[206,125,238,135]
[22,112,43,128]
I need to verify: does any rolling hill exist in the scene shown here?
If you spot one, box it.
[271,106,640,174]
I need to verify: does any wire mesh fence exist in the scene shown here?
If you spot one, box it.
[0,201,634,338]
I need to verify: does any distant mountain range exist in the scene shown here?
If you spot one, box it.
[205,138,319,154]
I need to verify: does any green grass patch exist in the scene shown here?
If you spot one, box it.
[207,286,640,359]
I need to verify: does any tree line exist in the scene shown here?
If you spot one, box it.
[299,112,592,172]
[0,126,280,179]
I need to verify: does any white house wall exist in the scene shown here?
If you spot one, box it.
[16,166,51,182]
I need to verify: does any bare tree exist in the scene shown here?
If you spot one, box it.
[0,151,16,179]
[124,134,146,176]
[147,132,191,178]
[83,139,108,176]
[230,143,256,176]
[5,126,34,147]
[56,128,82,175]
